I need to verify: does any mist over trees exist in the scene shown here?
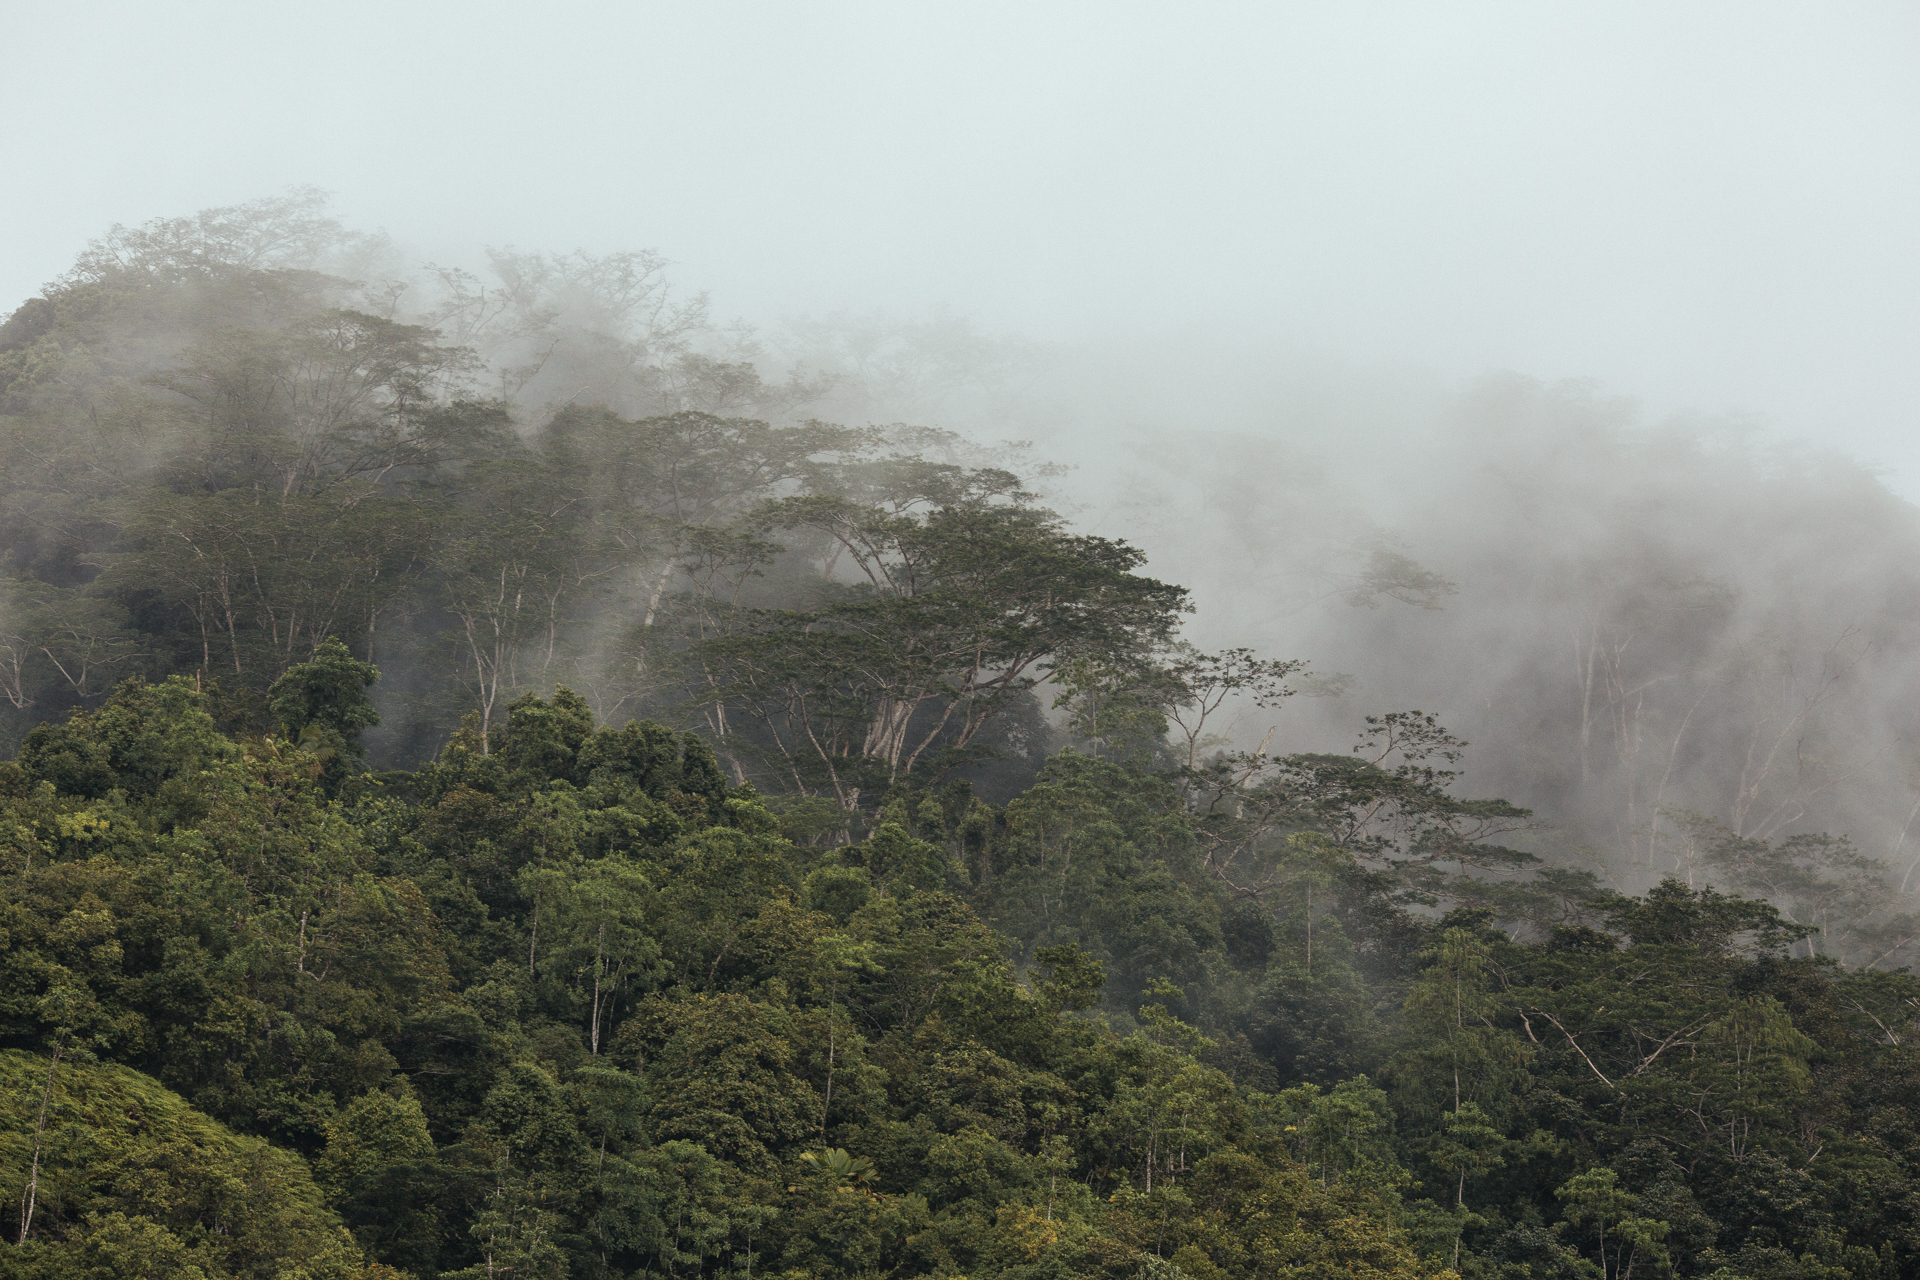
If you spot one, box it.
[1091,370,1920,966]
[7,192,1920,1280]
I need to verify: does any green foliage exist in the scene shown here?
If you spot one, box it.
[1032,942,1107,1014]
[0,1049,365,1279]
[16,675,232,802]
[315,1088,435,1197]
[8,213,1920,1278]
[0,674,1475,1279]
[268,638,380,744]
[11,622,1920,1280]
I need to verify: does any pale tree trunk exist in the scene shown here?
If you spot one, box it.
[17,1037,64,1246]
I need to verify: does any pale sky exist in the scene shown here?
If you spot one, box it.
[7,2,1918,489]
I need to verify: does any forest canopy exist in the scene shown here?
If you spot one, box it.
[6,192,1920,1280]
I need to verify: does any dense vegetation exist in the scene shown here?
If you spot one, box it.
[7,194,1920,1280]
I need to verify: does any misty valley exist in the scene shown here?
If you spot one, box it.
[6,192,1920,1280]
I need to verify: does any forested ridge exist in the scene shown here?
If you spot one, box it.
[6,194,1920,1280]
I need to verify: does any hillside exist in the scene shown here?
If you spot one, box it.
[5,195,1920,1280]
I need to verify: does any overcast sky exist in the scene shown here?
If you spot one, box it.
[7,3,1918,489]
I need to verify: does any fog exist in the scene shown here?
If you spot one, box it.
[9,5,1920,924]
[9,3,1920,471]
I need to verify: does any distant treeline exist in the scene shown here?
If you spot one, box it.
[0,222,1117,798]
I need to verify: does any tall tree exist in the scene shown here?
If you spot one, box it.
[692,495,1188,807]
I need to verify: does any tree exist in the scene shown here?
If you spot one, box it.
[1031,942,1106,1014]
[518,853,659,1055]
[315,1089,435,1197]
[1557,1168,1670,1280]
[153,309,476,500]
[691,497,1188,807]
[435,457,619,746]
[1671,810,1920,967]
[267,635,380,769]
[1163,645,1305,776]
[62,184,377,282]
[0,579,139,710]
[1186,711,1539,912]
[0,1048,373,1277]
